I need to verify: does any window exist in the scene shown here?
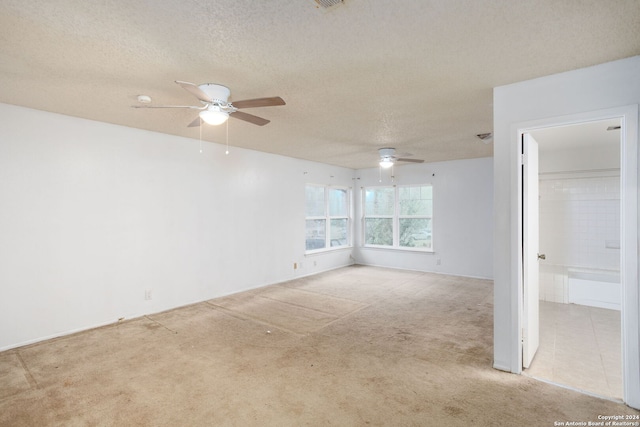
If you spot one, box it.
[363,187,394,246]
[398,185,433,249]
[363,185,433,250]
[305,185,350,252]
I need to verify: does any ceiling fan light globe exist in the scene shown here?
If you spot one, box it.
[199,109,229,125]
[379,159,394,169]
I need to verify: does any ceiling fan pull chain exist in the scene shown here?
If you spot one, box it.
[225,120,229,155]
[199,117,203,153]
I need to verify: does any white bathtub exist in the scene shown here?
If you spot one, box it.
[568,268,621,310]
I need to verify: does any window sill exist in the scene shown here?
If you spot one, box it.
[360,245,435,254]
[305,246,353,256]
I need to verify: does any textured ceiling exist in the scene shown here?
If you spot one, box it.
[0,0,638,169]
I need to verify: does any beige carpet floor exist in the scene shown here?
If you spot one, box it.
[1,265,638,426]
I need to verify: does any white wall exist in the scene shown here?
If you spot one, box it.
[353,157,493,279]
[493,55,640,405]
[0,103,354,351]
[539,145,620,173]
[0,102,496,351]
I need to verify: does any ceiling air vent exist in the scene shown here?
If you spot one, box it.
[476,133,493,144]
[313,0,344,9]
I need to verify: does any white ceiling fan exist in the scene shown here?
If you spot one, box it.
[134,81,285,127]
[378,148,424,168]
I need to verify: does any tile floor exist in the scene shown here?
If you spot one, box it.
[525,301,622,400]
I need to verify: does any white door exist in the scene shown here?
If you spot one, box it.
[522,133,540,369]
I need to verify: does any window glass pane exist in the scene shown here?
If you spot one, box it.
[305,219,326,250]
[305,185,325,217]
[399,218,432,248]
[364,218,393,246]
[399,185,432,216]
[329,188,348,216]
[330,218,348,247]
[365,187,395,215]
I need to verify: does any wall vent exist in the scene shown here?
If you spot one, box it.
[313,0,344,9]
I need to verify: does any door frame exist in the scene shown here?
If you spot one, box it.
[522,133,540,369]
[512,104,639,406]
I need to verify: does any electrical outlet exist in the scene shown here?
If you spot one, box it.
[436,258,441,265]
[293,262,297,270]
[144,289,152,300]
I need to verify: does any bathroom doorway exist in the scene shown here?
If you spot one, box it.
[524,118,622,399]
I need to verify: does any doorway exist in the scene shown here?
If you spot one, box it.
[522,118,622,400]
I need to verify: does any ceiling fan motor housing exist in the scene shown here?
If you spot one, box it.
[198,83,231,103]
[378,147,396,158]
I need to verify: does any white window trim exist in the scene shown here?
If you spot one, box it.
[305,184,352,254]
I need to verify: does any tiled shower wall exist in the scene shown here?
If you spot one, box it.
[538,173,620,303]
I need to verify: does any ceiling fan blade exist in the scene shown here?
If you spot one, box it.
[395,151,414,158]
[232,97,285,109]
[396,158,424,163]
[175,80,213,103]
[187,117,201,128]
[230,111,270,126]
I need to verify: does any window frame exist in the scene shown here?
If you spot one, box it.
[305,184,351,253]
[362,185,395,247]
[362,184,434,252]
